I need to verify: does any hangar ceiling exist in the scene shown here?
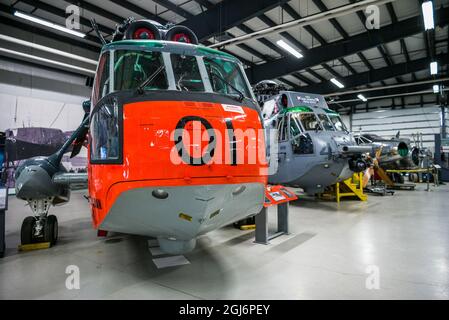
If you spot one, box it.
[0,0,448,113]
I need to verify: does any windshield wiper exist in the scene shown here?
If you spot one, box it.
[136,65,165,94]
[210,72,245,102]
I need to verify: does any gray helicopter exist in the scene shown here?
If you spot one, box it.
[255,81,370,194]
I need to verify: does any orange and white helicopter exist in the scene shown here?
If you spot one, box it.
[13,18,268,254]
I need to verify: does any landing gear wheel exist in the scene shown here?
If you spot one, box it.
[44,215,58,246]
[409,173,419,183]
[21,216,36,245]
[391,172,404,184]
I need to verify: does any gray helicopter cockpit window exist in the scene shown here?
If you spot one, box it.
[204,57,252,99]
[318,114,335,131]
[288,114,314,155]
[290,115,302,137]
[114,50,168,91]
[292,113,323,131]
[171,54,205,92]
[328,114,347,131]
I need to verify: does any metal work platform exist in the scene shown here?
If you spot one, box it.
[386,166,439,191]
[320,172,367,203]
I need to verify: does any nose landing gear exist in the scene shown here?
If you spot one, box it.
[20,198,58,246]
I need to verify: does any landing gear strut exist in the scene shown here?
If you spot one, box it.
[20,198,58,246]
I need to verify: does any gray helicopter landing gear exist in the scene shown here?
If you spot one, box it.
[21,197,58,246]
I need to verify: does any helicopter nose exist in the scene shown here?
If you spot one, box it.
[348,158,367,173]
[15,165,56,200]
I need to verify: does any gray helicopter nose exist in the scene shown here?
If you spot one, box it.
[15,165,58,200]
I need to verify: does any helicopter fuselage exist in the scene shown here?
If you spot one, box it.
[262,91,366,194]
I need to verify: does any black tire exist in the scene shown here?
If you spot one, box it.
[44,215,58,246]
[392,173,404,184]
[21,216,36,245]
[0,243,5,258]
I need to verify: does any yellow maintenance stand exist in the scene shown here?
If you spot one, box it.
[321,172,367,203]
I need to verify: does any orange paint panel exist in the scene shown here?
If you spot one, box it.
[88,100,268,228]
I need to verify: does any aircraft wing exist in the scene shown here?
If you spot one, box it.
[52,172,88,189]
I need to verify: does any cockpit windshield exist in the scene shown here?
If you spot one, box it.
[318,114,335,131]
[99,48,253,100]
[114,50,168,91]
[204,56,251,99]
[171,54,204,92]
[328,114,348,132]
[291,113,323,132]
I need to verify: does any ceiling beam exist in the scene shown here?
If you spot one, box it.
[62,0,124,24]
[258,14,328,84]
[245,7,449,83]
[304,54,447,94]
[108,0,167,24]
[348,0,385,69]
[0,4,101,51]
[152,0,193,19]
[16,0,113,35]
[180,0,290,41]
[292,73,315,86]
[281,2,347,77]
[192,0,214,10]
[279,77,298,88]
[235,24,284,57]
[331,80,449,105]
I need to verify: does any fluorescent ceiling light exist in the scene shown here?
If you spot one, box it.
[14,11,86,38]
[330,78,345,89]
[433,84,439,93]
[357,94,367,102]
[276,39,303,58]
[0,47,95,75]
[430,61,438,75]
[0,34,97,65]
[421,1,434,30]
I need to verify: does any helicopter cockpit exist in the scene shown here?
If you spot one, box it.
[89,19,258,164]
[92,41,255,106]
[273,95,351,157]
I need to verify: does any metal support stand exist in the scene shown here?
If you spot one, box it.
[254,202,289,245]
[0,187,7,258]
[0,209,5,258]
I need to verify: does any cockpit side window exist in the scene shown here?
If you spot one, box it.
[288,113,314,155]
[90,97,121,164]
[329,114,348,132]
[290,115,302,137]
[93,52,110,106]
[171,54,204,92]
[277,116,288,141]
[318,114,335,131]
[114,50,168,91]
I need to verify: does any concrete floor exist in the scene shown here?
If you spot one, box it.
[1,184,449,300]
